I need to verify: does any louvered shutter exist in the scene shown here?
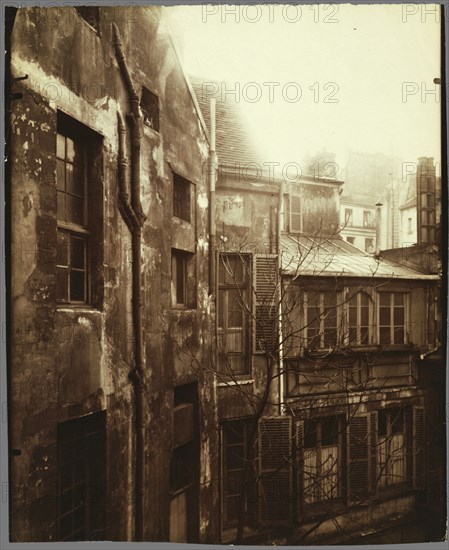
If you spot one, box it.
[346,414,370,503]
[254,254,278,353]
[405,406,414,488]
[413,406,425,489]
[258,416,292,524]
[369,412,378,499]
[296,420,304,522]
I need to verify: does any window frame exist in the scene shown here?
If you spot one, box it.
[305,289,342,350]
[377,291,408,346]
[290,195,302,233]
[217,254,251,376]
[377,408,407,488]
[303,416,343,506]
[56,123,90,305]
[173,173,192,223]
[344,208,353,227]
[140,86,160,132]
[171,249,195,309]
[347,289,374,347]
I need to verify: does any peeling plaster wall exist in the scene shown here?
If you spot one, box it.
[9,7,218,543]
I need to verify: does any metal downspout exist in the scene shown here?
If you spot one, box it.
[113,23,146,542]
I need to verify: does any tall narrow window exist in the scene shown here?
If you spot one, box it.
[171,249,195,308]
[379,292,406,345]
[348,291,372,345]
[306,290,340,349]
[290,195,302,232]
[378,408,406,487]
[364,238,374,253]
[344,208,353,227]
[58,411,106,541]
[281,194,289,232]
[303,417,342,505]
[363,210,373,227]
[56,120,89,304]
[173,173,191,222]
[217,255,250,375]
[221,419,257,526]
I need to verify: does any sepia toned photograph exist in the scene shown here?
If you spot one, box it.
[2,1,447,546]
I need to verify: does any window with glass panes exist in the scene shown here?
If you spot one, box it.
[348,291,372,345]
[303,417,342,504]
[306,290,339,349]
[56,127,88,303]
[217,255,250,375]
[378,408,406,487]
[379,292,406,345]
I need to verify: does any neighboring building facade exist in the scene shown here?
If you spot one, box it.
[8,7,219,543]
[339,198,376,252]
[193,79,444,544]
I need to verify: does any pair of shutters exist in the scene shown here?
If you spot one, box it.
[254,255,278,354]
[258,407,425,525]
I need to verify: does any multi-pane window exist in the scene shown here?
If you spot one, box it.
[56,127,88,303]
[173,173,191,222]
[217,255,250,375]
[58,411,106,541]
[221,419,256,526]
[141,87,160,132]
[379,292,406,345]
[306,290,339,349]
[303,417,342,504]
[378,408,406,487]
[348,291,372,345]
[290,195,302,232]
[171,249,195,308]
[344,208,353,227]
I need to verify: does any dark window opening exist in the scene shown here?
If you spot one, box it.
[221,419,257,526]
[58,411,107,541]
[170,384,199,543]
[173,173,191,222]
[171,249,195,308]
[141,87,160,132]
[346,236,355,245]
[76,7,100,32]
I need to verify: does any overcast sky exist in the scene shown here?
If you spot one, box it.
[166,3,441,178]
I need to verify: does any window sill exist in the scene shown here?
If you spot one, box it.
[56,305,102,314]
[216,378,254,387]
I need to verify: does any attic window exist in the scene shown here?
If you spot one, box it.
[141,87,160,132]
[76,7,100,32]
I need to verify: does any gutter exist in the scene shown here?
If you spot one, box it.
[113,23,146,542]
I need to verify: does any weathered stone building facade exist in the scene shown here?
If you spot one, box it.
[8,6,218,543]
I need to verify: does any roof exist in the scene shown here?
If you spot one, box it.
[280,234,438,280]
[190,76,267,168]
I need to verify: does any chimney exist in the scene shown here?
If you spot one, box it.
[417,157,436,245]
[374,202,383,256]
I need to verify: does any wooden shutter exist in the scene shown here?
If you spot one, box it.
[254,254,278,353]
[346,414,371,503]
[258,416,292,524]
[369,412,378,499]
[295,420,304,523]
[413,406,425,489]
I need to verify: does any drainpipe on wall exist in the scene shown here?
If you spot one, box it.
[277,180,285,414]
[209,98,217,294]
[113,23,146,542]
[374,202,383,257]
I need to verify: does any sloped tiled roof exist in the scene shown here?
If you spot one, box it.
[280,234,438,280]
[190,76,267,168]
